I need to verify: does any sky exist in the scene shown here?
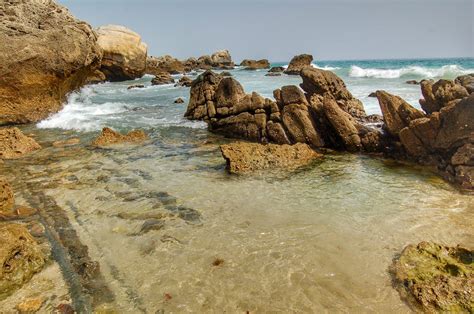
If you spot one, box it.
[59,0,473,62]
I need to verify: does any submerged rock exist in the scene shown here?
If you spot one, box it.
[390,242,473,312]
[0,0,102,125]
[220,142,322,173]
[151,72,175,85]
[0,224,46,300]
[240,59,270,70]
[96,25,148,81]
[0,128,41,159]
[91,127,148,147]
[174,98,185,104]
[127,84,145,90]
[0,179,14,214]
[284,54,313,75]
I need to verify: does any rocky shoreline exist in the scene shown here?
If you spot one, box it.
[0,0,472,312]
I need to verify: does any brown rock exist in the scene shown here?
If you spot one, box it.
[405,80,419,85]
[240,59,270,70]
[127,84,145,90]
[284,54,313,75]
[0,128,41,159]
[175,76,193,87]
[268,66,285,73]
[265,72,282,77]
[0,0,102,125]
[16,297,44,313]
[390,242,473,313]
[91,127,148,147]
[0,224,45,299]
[85,70,107,85]
[219,71,233,77]
[0,179,14,214]
[420,79,469,114]
[209,50,234,69]
[146,55,185,75]
[300,67,366,118]
[151,72,175,85]
[376,90,425,137]
[96,25,148,81]
[185,70,223,120]
[455,74,474,94]
[174,98,185,104]
[220,142,322,173]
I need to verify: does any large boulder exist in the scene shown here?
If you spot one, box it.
[390,242,473,313]
[210,50,234,68]
[185,70,223,120]
[0,224,46,300]
[96,25,148,81]
[240,59,270,70]
[0,128,41,159]
[0,0,103,125]
[284,54,313,75]
[220,142,321,173]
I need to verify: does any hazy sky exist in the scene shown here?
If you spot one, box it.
[59,0,473,62]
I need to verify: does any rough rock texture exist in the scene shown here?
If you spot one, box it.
[284,54,313,75]
[455,74,474,94]
[0,179,14,214]
[0,128,41,159]
[91,127,148,147]
[376,90,425,137]
[175,76,193,87]
[0,0,103,125]
[146,55,185,75]
[96,25,148,81]
[220,142,322,173]
[240,59,270,70]
[377,84,474,189]
[420,79,469,114]
[390,242,473,313]
[0,224,46,300]
[185,69,385,152]
[208,50,234,69]
[151,72,174,85]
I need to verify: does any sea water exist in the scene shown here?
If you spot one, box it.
[2,58,473,312]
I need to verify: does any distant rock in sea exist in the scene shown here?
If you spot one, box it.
[284,54,313,75]
[240,59,270,70]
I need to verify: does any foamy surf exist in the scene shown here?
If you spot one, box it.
[349,64,473,79]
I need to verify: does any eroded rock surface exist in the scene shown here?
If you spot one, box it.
[240,59,270,70]
[0,128,41,159]
[0,0,103,125]
[96,25,148,81]
[91,127,148,147]
[390,242,473,313]
[220,142,322,173]
[0,179,14,214]
[0,224,45,300]
[284,54,313,75]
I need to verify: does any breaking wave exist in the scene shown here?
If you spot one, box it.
[349,64,473,79]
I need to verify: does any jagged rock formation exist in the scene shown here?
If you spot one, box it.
[0,224,46,300]
[146,55,186,75]
[220,142,322,173]
[151,72,174,85]
[91,127,148,147]
[455,74,474,94]
[0,0,103,125]
[240,59,270,70]
[376,79,474,189]
[284,54,313,75]
[184,68,384,152]
[96,25,148,81]
[0,128,41,159]
[390,242,473,312]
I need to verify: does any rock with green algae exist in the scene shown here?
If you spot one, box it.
[390,241,473,312]
[0,224,45,300]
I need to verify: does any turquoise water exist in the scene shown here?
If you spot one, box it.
[10,57,471,312]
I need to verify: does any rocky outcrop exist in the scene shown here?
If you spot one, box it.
[240,59,270,70]
[0,128,41,159]
[268,66,285,73]
[209,50,234,69]
[284,54,313,75]
[0,224,46,300]
[91,127,148,147]
[151,72,175,85]
[376,82,474,189]
[0,0,103,125]
[455,74,474,94]
[146,55,185,75]
[390,242,473,313]
[0,179,14,214]
[220,142,322,173]
[175,76,193,87]
[96,25,148,81]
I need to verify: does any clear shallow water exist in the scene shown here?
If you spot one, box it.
[6,58,474,312]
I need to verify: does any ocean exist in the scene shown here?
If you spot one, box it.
[4,58,472,312]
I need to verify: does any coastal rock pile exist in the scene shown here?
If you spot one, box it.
[284,54,313,75]
[96,25,148,81]
[240,59,270,70]
[220,142,322,173]
[185,68,384,152]
[390,242,473,312]
[376,79,474,189]
[0,128,41,159]
[0,224,46,300]
[0,0,103,125]
[146,55,186,75]
[91,127,148,147]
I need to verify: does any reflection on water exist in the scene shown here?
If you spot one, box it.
[2,125,472,312]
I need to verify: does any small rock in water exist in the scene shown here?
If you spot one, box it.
[265,72,281,77]
[91,127,148,147]
[368,92,377,97]
[174,97,185,104]
[127,84,145,90]
[147,191,177,206]
[138,219,165,235]
[165,205,201,223]
[405,80,420,85]
[16,297,44,313]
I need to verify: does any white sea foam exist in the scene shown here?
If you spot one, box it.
[349,64,473,79]
[37,86,128,132]
[312,64,341,71]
